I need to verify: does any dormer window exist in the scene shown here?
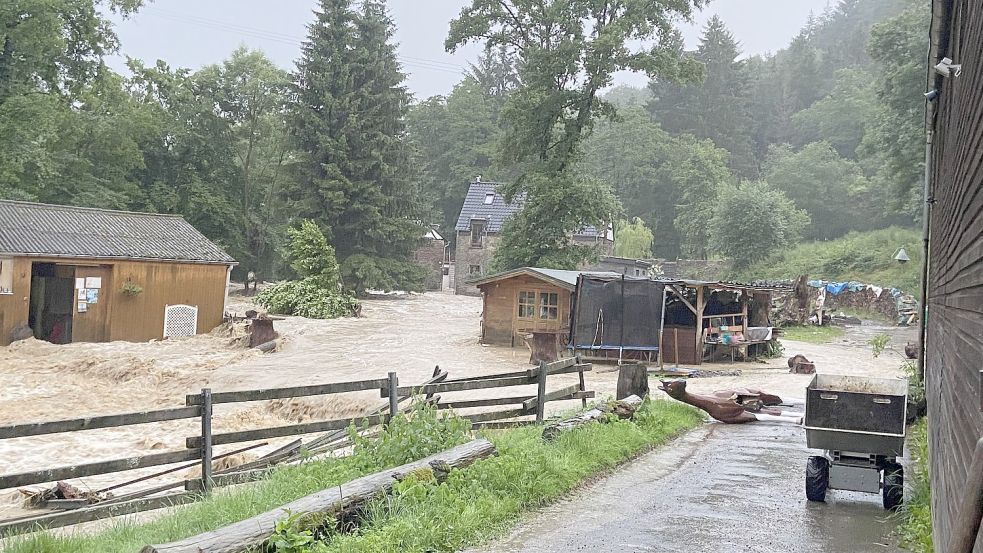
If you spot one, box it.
[483,193,495,205]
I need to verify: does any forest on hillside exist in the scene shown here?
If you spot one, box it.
[0,0,929,293]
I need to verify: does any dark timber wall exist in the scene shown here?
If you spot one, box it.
[926,1,983,550]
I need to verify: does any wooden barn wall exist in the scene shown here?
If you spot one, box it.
[479,275,572,346]
[0,257,228,346]
[926,1,983,550]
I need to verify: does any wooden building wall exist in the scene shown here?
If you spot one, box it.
[925,1,983,550]
[0,257,229,346]
[478,275,572,346]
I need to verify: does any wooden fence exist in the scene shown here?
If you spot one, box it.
[0,357,592,535]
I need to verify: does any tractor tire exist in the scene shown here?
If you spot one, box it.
[806,456,830,502]
[883,464,904,510]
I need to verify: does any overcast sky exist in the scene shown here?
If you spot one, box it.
[109,0,832,99]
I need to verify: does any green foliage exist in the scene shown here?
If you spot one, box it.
[708,181,810,267]
[447,0,706,270]
[614,217,653,259]
[869,333,890,357]
[732,227,922,291]
[269,511,316,553]
[897,418,933,552]
[120,281,143,296]
[762,141,875,241]
[791,68,875,158]
[348,401,472,472]
[648,15,757,178]
[780,325,845,344]
[290,0,425,294]
[257,220,358,319]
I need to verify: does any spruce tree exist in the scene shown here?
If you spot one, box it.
[291,0,425,293]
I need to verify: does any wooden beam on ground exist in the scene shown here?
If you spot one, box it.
[542,395,643,442]
[436,395,534,409]
[0,450,200,490]
[139,439,497,553]
[384,375,534,397]
[522,384,583,412]
[526,363,592,379]
[187,414,387,449]
[186,378,390,406]
[0,406,201,439]
[0,493,198,536]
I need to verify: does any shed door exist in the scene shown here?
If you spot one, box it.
[73,265,112,343]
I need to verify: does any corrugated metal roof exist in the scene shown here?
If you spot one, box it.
[0,200,236,264]
[454,181,608,238]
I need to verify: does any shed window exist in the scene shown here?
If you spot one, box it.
[518,291,536,318]
[0,257,12,294]
[470,220,486,247]
[539,292,559,320]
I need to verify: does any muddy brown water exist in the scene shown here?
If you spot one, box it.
[0,292,913,529]
[469,419,904,553]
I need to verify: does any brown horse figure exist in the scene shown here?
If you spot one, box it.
[659,380,802,424]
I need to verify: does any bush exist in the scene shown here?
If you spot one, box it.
[897,418,933,552]
[258,280,358,319]
[348,401,472,471]
[708,181,810,268]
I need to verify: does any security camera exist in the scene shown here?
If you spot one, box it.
[925,89,940,101]
[934,57,962,77]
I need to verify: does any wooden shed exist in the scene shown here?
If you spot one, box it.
[472,267,616,347]
[0,201,236,346]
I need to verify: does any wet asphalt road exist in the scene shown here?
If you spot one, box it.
[470,418,903,553]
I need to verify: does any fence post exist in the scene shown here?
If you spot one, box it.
[576,355,587,409]
[387,372,399,424]
[199,388,213,493]
[536,361,548,423]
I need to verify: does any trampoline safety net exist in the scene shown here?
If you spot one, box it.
[571,275,666,351]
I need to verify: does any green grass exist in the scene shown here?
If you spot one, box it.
[897,418,933,552]
[731,227,922,292]
[4,401,703,553]
[780,325,845,343]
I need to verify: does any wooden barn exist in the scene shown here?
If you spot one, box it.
[924,1,983,551]
[0,201,236,346]
[472,267,616,347]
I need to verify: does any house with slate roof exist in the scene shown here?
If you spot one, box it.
[453,179,613,295]
[0,200,236,345]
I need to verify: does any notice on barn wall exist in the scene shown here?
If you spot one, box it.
[77,289,86,300]
[84,277,102,289]
[75,278,84,290]
[86,289,98,304]
[77,302,87,313]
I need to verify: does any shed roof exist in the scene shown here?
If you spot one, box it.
[472,267,621,291]
[0,200,236,264]
[454,181,608,238]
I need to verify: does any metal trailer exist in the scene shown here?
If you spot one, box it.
[803,374,908,510]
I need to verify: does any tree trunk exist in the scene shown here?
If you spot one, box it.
[542,395,643,442]
[140,439,496,553]
[616,364,648,400]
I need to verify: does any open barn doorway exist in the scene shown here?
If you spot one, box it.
[28,262,75,344]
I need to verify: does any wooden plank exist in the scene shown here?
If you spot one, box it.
[526,363,592,378]
[187,378,390,405]
[0,492,199,535]
[444,370,529,382]
[667,284,697,316]
[187,414,387,449]
[139,440,497,553]
[460,409,527,424]
[472,420,537,430]
[0,406,202,439]
[385,375,534,397]
[535,362,548,423]
[0,450,201,490]
[199,388,213,493]
[185,468,274,492]
[436,395,534,409]
[523,384,583,412]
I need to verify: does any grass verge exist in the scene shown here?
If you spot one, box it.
[780,325,845,344]
[4,400,703,553]
[897,418,933,552]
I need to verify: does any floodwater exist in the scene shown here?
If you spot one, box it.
[0,291,913,528]
[470,419,904,553]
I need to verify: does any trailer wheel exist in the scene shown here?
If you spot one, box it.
[883,464,904,510]
[806,456,829,502]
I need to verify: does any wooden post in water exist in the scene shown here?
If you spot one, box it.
[536,362,548,423]
[199,388,213,493]
[387,372,399,423]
